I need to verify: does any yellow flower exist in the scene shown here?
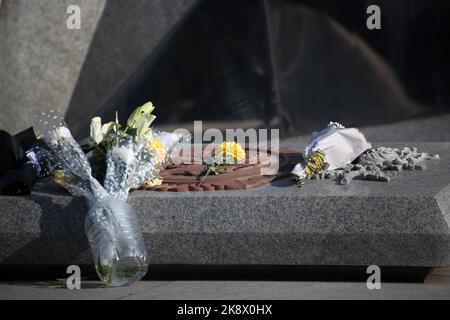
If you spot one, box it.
[52,170,71,188]
[304,149,329,177]
[146,176,164,187]
[149,138,167,165]
[214,142,246,162]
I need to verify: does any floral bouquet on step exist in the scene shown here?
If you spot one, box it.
[34,102,188,287]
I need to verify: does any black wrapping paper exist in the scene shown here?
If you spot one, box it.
[0,128,38,195]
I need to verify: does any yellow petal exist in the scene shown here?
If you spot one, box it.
[214,142,246,162]
[126,101,155,129]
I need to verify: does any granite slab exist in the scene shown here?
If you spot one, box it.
[0,143,449,267]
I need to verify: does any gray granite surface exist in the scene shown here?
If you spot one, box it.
[0,0,197,136]
[0,0,106,134]
[0,143,449,267]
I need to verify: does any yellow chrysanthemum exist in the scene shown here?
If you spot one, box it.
[146,176,164,187]
[214,142,246,162]
[304,149,329,177]
[52,170,71,188]
[149,138,167,165]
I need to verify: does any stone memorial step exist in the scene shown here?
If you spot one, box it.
[0,143,449,271]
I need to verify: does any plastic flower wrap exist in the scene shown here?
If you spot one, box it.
[34,103,188,287]
[104,136,166,200]
[34,111,148,287]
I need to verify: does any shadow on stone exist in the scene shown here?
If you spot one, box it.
[2,196,89,266]
[65,0,199,139]
[269,177,296,188]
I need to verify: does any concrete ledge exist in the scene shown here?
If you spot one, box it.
[0,143,449,267]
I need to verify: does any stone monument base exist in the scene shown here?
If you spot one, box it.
[0,143,449,279]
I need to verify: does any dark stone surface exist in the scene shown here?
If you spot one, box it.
[0,0,198,136]
[0,143,449,267]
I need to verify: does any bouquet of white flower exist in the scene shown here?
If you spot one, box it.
[34,103,187,287]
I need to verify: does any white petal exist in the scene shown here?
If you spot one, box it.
[90,117,103,144]
[101,122,115,137]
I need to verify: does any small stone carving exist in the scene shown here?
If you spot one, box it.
[303,146,439,185]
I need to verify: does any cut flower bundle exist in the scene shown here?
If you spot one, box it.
[34,103,187,287]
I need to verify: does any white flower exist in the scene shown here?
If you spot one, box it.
[53,126,72,140]
[111,146,136,164]
[90,117,115,145]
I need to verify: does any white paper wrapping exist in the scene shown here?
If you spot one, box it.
[292,122,372,178]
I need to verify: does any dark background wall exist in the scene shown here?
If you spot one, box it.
[84,0,450,139]
[1,0,449,140]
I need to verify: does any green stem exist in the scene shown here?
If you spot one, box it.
[197,165,212,187]
[96,146,106,157]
